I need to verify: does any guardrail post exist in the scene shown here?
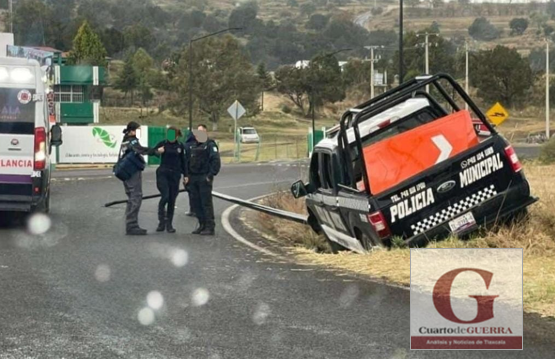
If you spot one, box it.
[255,136,261,161]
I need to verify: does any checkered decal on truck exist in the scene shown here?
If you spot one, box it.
[410,185,498,235]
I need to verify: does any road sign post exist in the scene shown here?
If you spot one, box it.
[486,102,509,126]
[227,100,246,161]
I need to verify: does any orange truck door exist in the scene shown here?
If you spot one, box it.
[361,110,479,194]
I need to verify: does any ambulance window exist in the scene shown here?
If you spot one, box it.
[0,88,35,134]
[309,153,322,188]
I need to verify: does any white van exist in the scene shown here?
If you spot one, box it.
[238,127,260,143]
[0,57,62,213]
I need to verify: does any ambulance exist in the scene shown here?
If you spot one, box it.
[291,74,537,252]
[0,57,62,213]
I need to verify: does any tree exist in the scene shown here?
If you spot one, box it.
[342,58,372,93]
[173,35,260,130]
[406,0,420,8]
[98,27,126,56]
[545,25,555,37]
[531,12,549,32]
[300,3,317,18]
[228,1,259,30]
[274,65,309,115]
[12,0,56,46]
[307,14,329,31]
[468,17,501,41]
[257,62,272,90]
[115,57,138,101]
[132,48,154,76]
[432,0,444,8]
[470,46,533,108]
[548,0,555,19]
[509,18,529,36]
[67,21,107,66]
[305,53,345,116]
[393,31,457,82]
[123,24,155,52]
[257,62,273,110]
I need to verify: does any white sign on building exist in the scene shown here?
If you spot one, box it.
[57,126,149,164]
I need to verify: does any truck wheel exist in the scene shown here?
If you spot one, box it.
[325,235,347,254]
[503,208,528,226]
[356,228,384,251]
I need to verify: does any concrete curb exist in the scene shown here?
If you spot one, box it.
[55,164,114,171]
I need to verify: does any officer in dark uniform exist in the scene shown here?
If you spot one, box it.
[187,124,221,235]
[121,121,164,235]
[154,126,188,233]
[184,131,197,217]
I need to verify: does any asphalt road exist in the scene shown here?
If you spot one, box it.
[0,161,553,358]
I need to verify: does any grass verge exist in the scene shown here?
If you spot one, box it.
[251,162,555,317]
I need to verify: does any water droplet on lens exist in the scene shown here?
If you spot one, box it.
[138,307,155,326]
[95,264,111,282]
[147,291,164,310]
[252,302,271,325]
[171,249,188,267]
[27,213,51,235]
[191,288,210,307]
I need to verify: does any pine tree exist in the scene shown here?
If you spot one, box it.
[256,62,272,111]
[115,58,138,102]
[67,21,108,66]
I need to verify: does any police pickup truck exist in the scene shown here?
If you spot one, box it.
[291,74,537,252]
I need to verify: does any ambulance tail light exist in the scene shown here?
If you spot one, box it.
[34,127,46,170]
[368,211,391,238]
[504,145,522,173]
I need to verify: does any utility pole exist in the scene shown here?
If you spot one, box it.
[465,39,469,110]
[399,0,404,83]
[365,46,383,99]
[9,0,13,33]
[416,32,438,92]
[547,39,551,139]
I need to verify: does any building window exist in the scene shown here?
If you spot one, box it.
[54,85,84,103]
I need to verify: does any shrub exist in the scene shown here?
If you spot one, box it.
[540,136,555,164]
[281,104,292,114]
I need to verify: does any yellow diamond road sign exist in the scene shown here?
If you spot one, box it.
[486,102,509,126]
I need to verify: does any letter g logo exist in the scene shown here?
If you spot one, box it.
[433,268,499,324]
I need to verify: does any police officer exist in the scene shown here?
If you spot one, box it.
[121,121,164,235]
[187,124,221,235]
[184,130,197,217]
[154,126,188,233]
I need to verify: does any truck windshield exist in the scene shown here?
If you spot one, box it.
[0,88,35,135]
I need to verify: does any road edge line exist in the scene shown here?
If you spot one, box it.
[221,198,279,257]
[221,193,410,291]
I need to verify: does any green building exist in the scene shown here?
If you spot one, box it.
[7,46,107,124]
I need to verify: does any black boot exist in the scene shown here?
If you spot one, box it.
[166,220,176,233]
[166,205,176,233]
[199,228,215,236]
[192,223,205,234]
[157,210,166,232]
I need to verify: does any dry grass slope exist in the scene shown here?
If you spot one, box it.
[253,162,555,317]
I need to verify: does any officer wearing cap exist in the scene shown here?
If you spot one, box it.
[121,121,164,235]
[187,124,221,235]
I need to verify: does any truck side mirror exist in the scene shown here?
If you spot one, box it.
[50,124,63,153]
[291,180,309,199]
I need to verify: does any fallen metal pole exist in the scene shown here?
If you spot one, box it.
[104,190,308,225]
